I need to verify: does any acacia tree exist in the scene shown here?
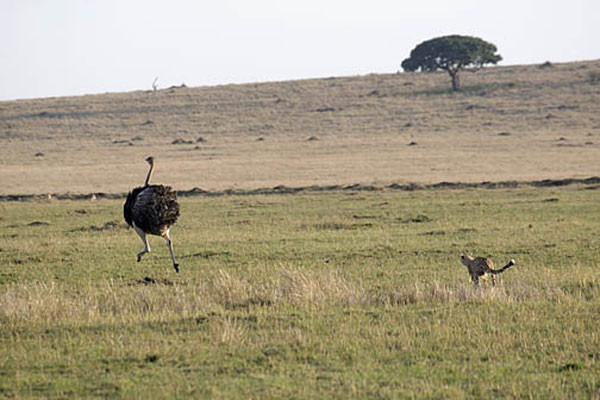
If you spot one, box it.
[401,35,502,90]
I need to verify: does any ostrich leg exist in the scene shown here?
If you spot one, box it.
[134,225,150,262]
[163,229,179,273]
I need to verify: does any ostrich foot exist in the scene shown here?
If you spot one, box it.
[137,251,148,262]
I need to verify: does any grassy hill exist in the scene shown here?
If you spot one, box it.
[1,60,599,195]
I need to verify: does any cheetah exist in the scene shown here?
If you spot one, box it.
[460,254,515,286]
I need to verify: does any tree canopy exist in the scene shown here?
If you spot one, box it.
[401,35,502,90]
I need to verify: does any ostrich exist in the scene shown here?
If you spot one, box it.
[124,156,180,272]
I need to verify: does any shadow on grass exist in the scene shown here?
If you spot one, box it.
[181,251,231,260]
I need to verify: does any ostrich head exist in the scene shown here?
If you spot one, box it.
[143,156,155,186]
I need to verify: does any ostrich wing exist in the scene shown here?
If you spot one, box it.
[124,187,144,227]
[129,185,179,235]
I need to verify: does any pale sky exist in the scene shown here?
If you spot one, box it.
[2,0,599,101]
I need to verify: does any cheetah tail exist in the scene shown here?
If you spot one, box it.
[490,259,516,274]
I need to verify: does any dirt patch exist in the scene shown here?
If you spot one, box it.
[130,277,174,286]
[399,214,432,223]
[182,251,231,259]
[172,138,194,145]
[420,230,446,236]
[311,222,374,231]
[28,221,50,226]
[69,221,121,232]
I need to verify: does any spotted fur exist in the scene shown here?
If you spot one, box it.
[460,254,515,286]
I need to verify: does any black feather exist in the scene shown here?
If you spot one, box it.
[124,185,179,235]
[124,187,143,227]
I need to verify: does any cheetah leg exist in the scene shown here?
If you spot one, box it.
[491,274,496,286]
[134,225,150,262]
[163,229,179,273]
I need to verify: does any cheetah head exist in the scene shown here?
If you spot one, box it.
[460,253,473,266]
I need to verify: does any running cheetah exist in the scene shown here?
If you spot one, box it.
[460,254,515,286]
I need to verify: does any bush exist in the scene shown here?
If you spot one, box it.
[588,71,600,85]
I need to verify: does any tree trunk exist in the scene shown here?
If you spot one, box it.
[450,70,460,90]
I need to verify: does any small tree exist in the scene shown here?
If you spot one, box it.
[401,35,502,90]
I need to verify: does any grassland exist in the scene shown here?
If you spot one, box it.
[1,60,600,195]
[1,60,600,398]
[1,185,599,398]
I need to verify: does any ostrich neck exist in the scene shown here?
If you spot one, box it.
[144,163,154,186]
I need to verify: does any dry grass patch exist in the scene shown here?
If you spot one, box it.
[0,268,368,328]
[2,272,595,330]
[383,280,578,305]
[1,60,600,195]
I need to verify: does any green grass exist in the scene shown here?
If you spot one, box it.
[1,186,599,398]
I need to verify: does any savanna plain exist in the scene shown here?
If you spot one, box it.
[1,60,600,398]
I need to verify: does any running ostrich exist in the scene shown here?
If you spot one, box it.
[124,156,180,272]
